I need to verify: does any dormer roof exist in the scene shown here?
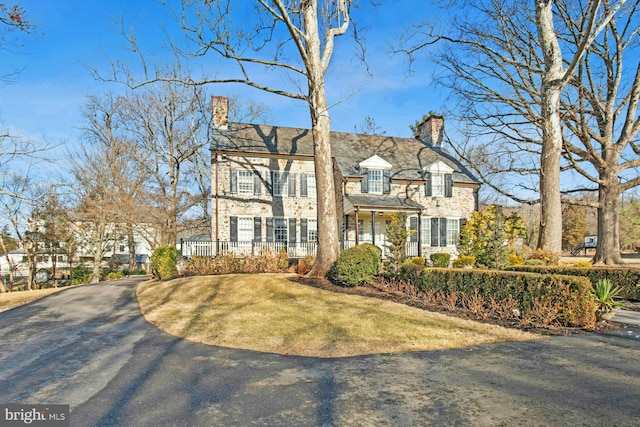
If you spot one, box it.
[359,155,392,170]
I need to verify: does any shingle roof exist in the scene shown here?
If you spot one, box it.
[212,123,480,184]
[343,195,424,214]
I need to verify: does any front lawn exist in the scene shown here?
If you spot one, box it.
[0,287,67,312]
[137,274,538,357]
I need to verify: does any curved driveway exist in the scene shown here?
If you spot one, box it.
[1,276,639,426]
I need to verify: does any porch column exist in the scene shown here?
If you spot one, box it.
[371,211,376,245]
[355,208,360,245]
[417,211,422,257]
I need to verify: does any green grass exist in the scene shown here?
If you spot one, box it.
[137,274,538,357]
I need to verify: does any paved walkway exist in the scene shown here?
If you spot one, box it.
[1,277,639,426]
[612,309,640,326]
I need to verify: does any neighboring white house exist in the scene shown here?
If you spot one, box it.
[0,223,156,279]
[181,96,481,259]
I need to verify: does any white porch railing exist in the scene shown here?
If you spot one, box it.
[180,239,421,259]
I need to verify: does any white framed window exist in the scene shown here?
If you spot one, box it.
[238,217,254,241]
[447,218,460,245]
[274,218,288,243]
[306,174,316,197]
[421,218,431,247]
[307,219,318,242]
[368,169,383,193]
[432,173,445,197]
[271,172,289,196]
[237,170,254,194]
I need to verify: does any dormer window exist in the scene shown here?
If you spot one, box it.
[368,169,383,194]
[431,173,445,197]
[359,155,392,194]
[423,160,454,198]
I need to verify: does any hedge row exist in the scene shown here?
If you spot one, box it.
[505,266,640,300]
[398,264,596,327]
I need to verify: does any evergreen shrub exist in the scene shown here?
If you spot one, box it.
[332,244,381,287]
[430,253,451,268]
[505,265,640,300]
[151,246,180,280]
[397,265,596,327]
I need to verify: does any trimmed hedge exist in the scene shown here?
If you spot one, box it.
[399,264,596,327]
[505,265,640,300]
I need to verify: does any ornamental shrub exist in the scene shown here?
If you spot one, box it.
[333,244,381,287]
[70,267,91,285]
[430,253,451,268]
[524,248,560,266]
[151,246,180,280]
[453,255,476,268]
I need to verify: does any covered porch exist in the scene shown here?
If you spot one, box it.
[342,195,424,258]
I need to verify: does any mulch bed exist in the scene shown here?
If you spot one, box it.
[291,276,629,337]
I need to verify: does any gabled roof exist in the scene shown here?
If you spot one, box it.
[212,123,480,184]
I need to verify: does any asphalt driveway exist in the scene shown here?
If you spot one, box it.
[1,276,639,426]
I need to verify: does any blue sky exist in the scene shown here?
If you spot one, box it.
[1,0,449,163]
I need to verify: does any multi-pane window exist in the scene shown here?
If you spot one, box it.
[432,173,445,197]
[272,172,289,196]
[307,219,318,242]
[307,174,316,197]
[274,218,288,243]
[368,169,383,193]
[447,219,460,245]
[237,170,254,194]
[421,219,431,247]
[238,217,254,241]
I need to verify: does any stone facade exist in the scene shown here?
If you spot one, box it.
[207,96,481,260]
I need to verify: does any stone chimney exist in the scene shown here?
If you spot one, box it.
[417,115,444,147]
[212,96,229,130]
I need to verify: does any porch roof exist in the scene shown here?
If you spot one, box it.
[343,195,423,214]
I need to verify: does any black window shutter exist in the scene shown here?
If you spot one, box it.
[300,218,308,243]
[230,170,237,194]
[269,171,275,195]
[289,218,297,246]
[431,218,439,247]
[425,172,432,196]
[254,217,262,242]
[440,218,448,246]
[300,173,307,197]
[409,216,418,242]
[383,170,392,194]
[445,174,453,197]
[230,216,238,242]
[288,174,296,196]
[253,172,262,195]
[266,218,274,242]
[459,218,467,234]
[361,169,368,193]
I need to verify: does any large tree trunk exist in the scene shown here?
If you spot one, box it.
[304,2,340,277]
[127,225,136,270]
[594,175,623,265]
[536,0,564,253]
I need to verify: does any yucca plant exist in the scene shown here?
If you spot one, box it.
[592,279,625,321]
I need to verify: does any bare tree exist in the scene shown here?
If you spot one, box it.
[0,172,45,290]
[397,0,627,256]
[118,83,210,246]
[559,0,640,264]
[99,0,363,276]
[80,93,152,269]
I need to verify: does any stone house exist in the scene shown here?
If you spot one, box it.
[197,96,480,260]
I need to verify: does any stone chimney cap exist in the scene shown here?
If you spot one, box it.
[212,96,229,130]
[417,115,444,147]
